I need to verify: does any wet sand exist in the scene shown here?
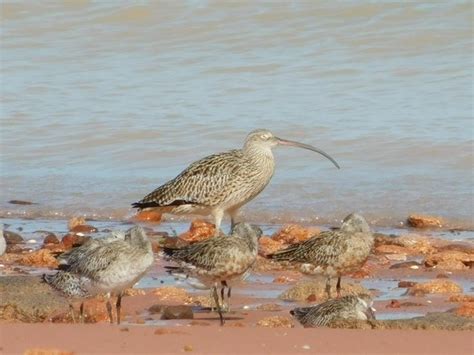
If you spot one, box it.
[0,218,473,354]
[2,323,472,354]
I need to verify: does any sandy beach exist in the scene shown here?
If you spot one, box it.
[1,216,473,354]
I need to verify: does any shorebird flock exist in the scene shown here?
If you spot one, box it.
[44,129,376,326]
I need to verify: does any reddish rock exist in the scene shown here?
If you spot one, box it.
[123,288,146,297]
[133,210,162,223]
[179,220,215,243]
[407,214,443,228]
[68,216,86,231]
[424,250,473,271]
[375,244,410,255]
[436,272,450,279]
[160,305,194,320]
[152,286,191,303]
[272,224,319,245]
[408,279,463,296]
[438,243,474,254]
[386,300,401,308]
[61,234,90,249]
[70,224,98,234]
[396,234,435,254]
[82,298,113,323]
[306,294,318,302]
[398,281,417,288]
[272,275,297,284]
[350,263,372,278]
[448,295,474,303]
[454,303,474,318]
[18,249,59,268]
[43,233,60,245]
[256,316,294,328]
[258,236,285,256]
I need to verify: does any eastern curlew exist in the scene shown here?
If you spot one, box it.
[163,222,262,325]
[43,226,154,324]
[132,129,339,234]
[268,213,373,299]
[290,295,376,327]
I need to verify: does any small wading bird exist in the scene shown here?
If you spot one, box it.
[290,295,376,327]
[132,129,339,234]
[268,213,374,299]
[162,223,262,325]
[43,226,154,324]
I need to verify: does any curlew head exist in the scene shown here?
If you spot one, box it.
[340,213,371,234]
[244,129,340,169]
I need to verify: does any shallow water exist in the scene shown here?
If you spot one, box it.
[1,2,473,228]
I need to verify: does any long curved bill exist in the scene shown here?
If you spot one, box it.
[276,137,340,169]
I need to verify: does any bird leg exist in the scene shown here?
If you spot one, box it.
[325,276,332,299]
[69,303,76,323]
[116,293,122,325]
[220,280,230,312]
[212,209,224,237]
[336,277,342,298]
[106,297,114,324]
[212,285,224,326]
[79,302,84,323]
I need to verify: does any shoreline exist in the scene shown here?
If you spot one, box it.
[0,216,473,354]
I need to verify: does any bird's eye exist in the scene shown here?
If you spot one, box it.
[261,134,269,140]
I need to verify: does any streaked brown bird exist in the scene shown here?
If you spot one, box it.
[132,129,339,234]
[163,222,262,325]
[268,213,373,299]
[290,294,376,327]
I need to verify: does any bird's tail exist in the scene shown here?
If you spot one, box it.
[131,201,160,210]
[42,273,53,285]
[266,244,299,261]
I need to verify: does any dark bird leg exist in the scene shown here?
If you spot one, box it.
[69,303,76,323]
[212,285,224,326]
[116,293,122,325]
[106,296,114,324]
[220,283,226,305]
[325,276,332,299]
[336,277,342,298]
[79,302,84,323]
[220,280,231,312]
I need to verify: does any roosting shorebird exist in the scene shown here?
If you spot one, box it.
[43,226,154,324]
[163,223,262,325]
[268,213,373,299]
[132,129,339,234]
[290,295,376,327]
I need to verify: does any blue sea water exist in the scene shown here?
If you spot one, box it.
[1,1,473,228]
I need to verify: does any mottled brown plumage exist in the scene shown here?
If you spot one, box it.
[133,129,339,234]
[43,226,154,324]
[290,295,375,327]
[269,213,373,298]
[163,223,262,325]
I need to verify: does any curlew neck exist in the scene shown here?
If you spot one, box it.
[243,140,274,160]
